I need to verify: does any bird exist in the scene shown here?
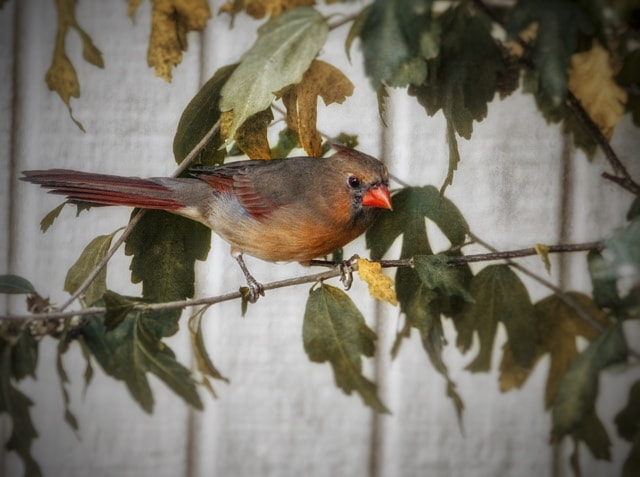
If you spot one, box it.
[21,145,392,302]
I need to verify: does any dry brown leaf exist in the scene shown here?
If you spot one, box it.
[147,0,211,81]
[46,0,105,131]
[281,60,354,157]
[357,259,398,306]
[219,0,315,20]
[235,108,274,159]
[569,42,628,139]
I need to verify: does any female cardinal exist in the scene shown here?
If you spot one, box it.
[22,146,392,302]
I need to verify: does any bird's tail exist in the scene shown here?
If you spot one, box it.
[21,169,184,211]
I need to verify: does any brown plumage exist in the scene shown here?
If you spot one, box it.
[22,145,392,301]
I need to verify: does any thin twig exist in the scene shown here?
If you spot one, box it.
[469,233,607,332]
[58,119,221,311]
[2,242,602,321]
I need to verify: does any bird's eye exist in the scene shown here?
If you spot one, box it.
[347,176,361,188]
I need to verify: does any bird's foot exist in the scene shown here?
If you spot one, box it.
[338,254,360,290]
[234,253,265,303]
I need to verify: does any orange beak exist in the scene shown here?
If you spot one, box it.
[362,184,392,210]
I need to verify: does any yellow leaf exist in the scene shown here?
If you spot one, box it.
[281,60,354,157]
[46,0,105,131]
[148,0,211,81]
[357,259,398,306]
[219,0,315,20]
[569,42,627,140]
[535,243,551,273]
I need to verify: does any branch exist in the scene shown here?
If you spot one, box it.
[1,241,602,322]
[57,119,221,311]
[473,0,640,196]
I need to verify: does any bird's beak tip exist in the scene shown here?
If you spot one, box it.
[362,185,392,210]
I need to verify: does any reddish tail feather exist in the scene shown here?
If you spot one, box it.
[21,169,183,210]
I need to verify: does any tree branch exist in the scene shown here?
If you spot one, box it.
[1,241,602,322]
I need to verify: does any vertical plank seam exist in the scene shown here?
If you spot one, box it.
[552,132,575,477]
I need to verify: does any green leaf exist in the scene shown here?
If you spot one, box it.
[125,210,211,303]
[358,0,434,89]
[303,284,389,413]
[413,254,474,302]
[552,322,627,441]
[219,6,328,142]
[40,202,66,232]
[0,275,36,295]
[408,5,505,139]
[82,308,202,412]
[173,64,237,166]
[345,5,371,63]
[617,49,640,127]
[456,265,538,372]
[616,380,640,442]
[103,290,136,331]
[10,327,38,381]
[366,186,469,261]
[270,127,300,158]
[506,0,593,100]
[441,120,461,194]
[64,230,119,306]
[522,69,597,159]
[56,332,79,432]
[616,380,640,477]
[189,312,229,399]
[0,338,41,477]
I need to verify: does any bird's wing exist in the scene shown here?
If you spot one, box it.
[191,161,279,220]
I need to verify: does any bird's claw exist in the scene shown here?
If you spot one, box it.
[338,254,359,291]
[242,277,265,304]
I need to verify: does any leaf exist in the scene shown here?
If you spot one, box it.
[617,49,640,127]
[523,69,598,159]
[46,0,105,131]
[219,0,315,20]
[535,243,551,273]
[221,107,274,159]
[188,311,229,399]
[345,5,371,63]
[456,265,537,372]
[103,290,136,331]
[413,255,474,302]
[0,338,41,477]
[568,42,627,139]
[616,380,640,477]
[366,186,469,261]
[408,5,505,139]
[357,258,398,306]
[500,293,609,408]
[40,202,66,232]
[0,275,36,295]
[125,210,211,303]
[64,230,119,306]
[552,322,627,441]
[173,64,237,166]
[10,327,39,381]
[219,6,329,142]
[280,60,354,157]
[146,0,211,81]
[270,127,301,158]
[506,0,593,101]
[56,333,79,433]
[441,120,460,194]
[358,0,434,89]
[616,380,640,442]
[82,308,202,412]
[303,284,389,413]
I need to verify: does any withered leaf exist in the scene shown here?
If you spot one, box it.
[219,0,315,20]
[281,60,354,157]
[146,0,211,81]
[357,258,398,306]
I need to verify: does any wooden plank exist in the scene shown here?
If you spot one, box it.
[6,0,203,475]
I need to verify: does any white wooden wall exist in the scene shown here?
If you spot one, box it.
[2,1,640,476]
